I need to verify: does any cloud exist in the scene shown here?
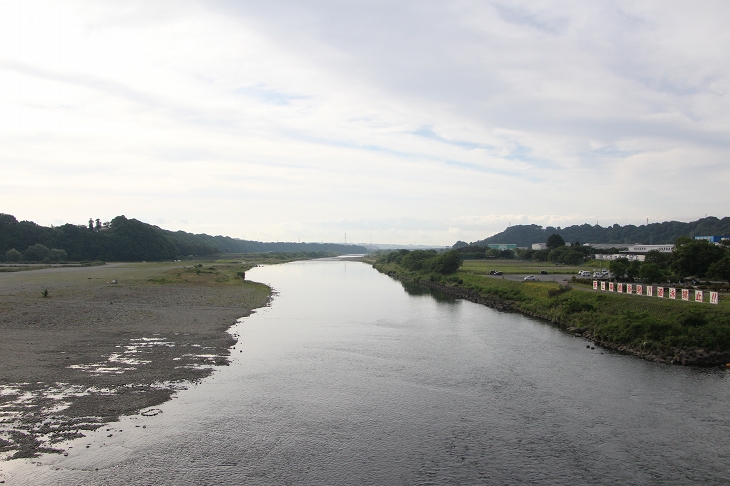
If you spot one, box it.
[1,0,729,244]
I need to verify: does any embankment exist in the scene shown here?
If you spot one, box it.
[374,263,730,367]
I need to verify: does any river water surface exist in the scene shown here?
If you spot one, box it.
[3,259,730,484]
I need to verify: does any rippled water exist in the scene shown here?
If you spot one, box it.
[4,260,730,485]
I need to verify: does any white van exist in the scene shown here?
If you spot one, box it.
[578,271,591,277]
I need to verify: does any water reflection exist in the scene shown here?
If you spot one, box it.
[399,279,456,303]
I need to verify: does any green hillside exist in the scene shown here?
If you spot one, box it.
[0,214,366,262]
[458,217,730,248]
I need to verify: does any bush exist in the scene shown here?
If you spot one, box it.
[678,309,708,328]
[49,248,67,262]
[428,250,463,275]
[23,244,50,262]
[548,285,572,297]
[562,297,594,314]
[5,248,21,262]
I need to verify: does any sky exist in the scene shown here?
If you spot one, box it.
[1,1,729,245]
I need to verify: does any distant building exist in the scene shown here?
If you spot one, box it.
[594,253,645,262]
[624,244,674,254]
[488,243,517,251]
[591,243,674,262]
[531,243,547,250]
[694,236,730,243]
[585,243,630,250]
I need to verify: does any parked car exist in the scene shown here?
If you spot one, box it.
[592,272,603,278]
[523,275,537,281]
[494,271,503,276]
[489,270,496,275]
[578,271,591,277]
[540,270,548,275]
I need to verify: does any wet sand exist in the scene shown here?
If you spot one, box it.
[0,262,270,459]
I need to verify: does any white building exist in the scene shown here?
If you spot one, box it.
[594,253,645,262]
[531,243,547,250]
[624,244,674,254]
[591,243,674,262]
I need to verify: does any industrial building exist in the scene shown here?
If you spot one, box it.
[694,236,730,243]
[592,243,674,262]
[488,243,517,251]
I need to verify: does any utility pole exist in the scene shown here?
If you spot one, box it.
[345,233,347,244]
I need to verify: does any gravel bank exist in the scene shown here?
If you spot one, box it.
[0,262,270,460]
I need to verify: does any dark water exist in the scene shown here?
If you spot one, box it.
[5,260,730,485]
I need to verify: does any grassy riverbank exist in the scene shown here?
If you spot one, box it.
[372,260,730,365]
[0,254,315,460]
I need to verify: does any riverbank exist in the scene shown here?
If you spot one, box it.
[372,261,730,366]
[0,260,272,460]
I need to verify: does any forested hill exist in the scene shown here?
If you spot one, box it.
[457,217,730,248]
[0,214,366,262]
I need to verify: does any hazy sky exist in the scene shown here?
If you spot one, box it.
[1,1,729,245]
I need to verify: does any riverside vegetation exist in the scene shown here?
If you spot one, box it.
[0,213,366,263]
[371,250,730,365]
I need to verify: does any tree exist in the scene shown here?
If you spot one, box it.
[5,248,21,262]
[499,249,514,259]
[400,249,437,271]
[645,250,670,267]
[95,219,101,231]
[49,248,67,262]
[626,260,641,281]
[23,244,50,262]
[88,218,94,231]
[708,256,730,284]
[609,258,629,280]
[670,238,726,278]
[546,233,565,250]
[639,262,665,284]
[430,250,463,274]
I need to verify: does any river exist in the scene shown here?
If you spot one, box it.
[3,259,730,484]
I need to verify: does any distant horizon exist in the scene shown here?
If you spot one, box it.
[4,211,728,248]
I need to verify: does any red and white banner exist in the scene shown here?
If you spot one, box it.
[617,283,623,293]
[669,288,676,299]
[710,291,719,305]
[609,282,615,292]
[681,289,689,301]
[593,280,598,290]
[658,287,664,298]
[627,284,633,294]
[647,286,653,297]
[601,281,606,291]
[636,285,643,296]
[695,290,703,303]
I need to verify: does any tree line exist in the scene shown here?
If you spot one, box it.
[377,249,463,274]
[606,238,730,285]
[458,216,730,248]
[0,214,367,262]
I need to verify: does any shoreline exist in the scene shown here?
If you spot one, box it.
[0,262,271,460]
[376,266,730,366]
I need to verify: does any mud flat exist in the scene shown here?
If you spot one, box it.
[0,262,270,460]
